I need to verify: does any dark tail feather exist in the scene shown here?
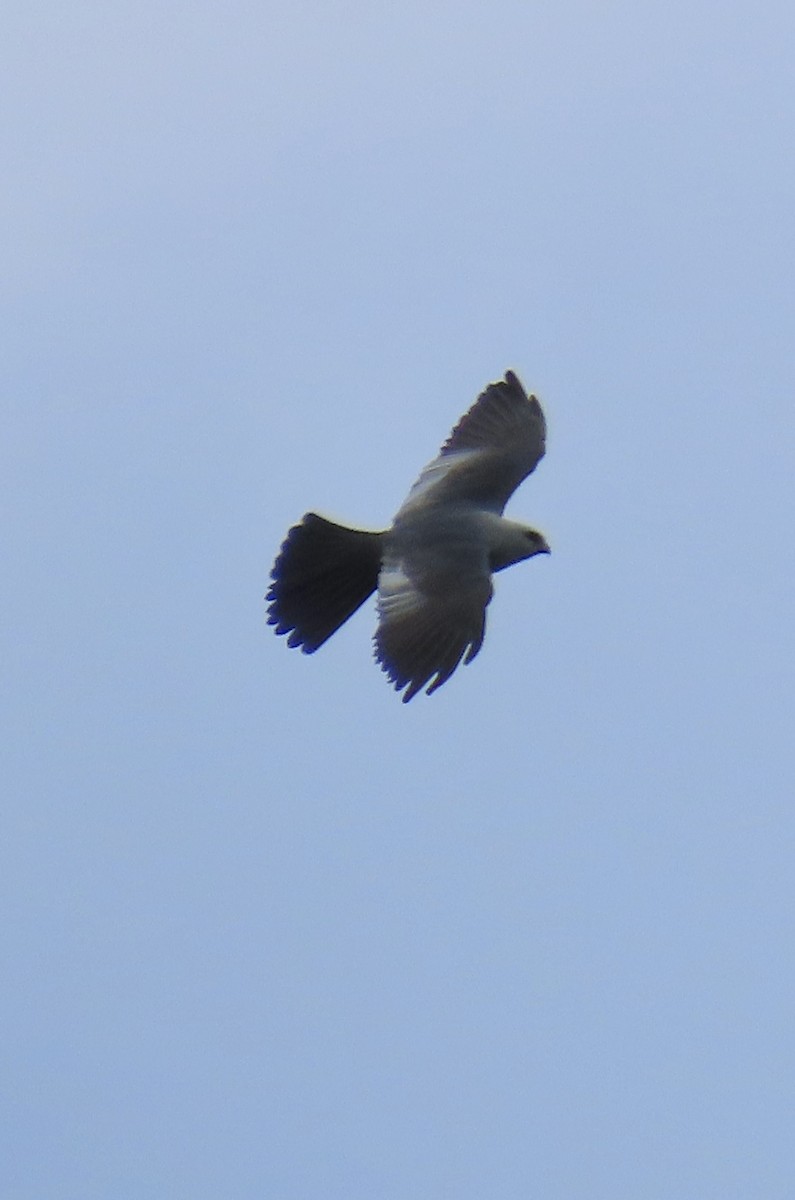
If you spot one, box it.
[266,513,384,652]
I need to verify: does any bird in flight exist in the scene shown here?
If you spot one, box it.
[266,370,549,701]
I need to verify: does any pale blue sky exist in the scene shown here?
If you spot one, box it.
[3,3,795,1197]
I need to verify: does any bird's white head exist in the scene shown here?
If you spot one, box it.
[488,517,550,572]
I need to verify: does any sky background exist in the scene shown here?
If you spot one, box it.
[3,2,795,1197]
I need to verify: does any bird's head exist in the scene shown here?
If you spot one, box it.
[521,527,550,557]
[488,519,550,572]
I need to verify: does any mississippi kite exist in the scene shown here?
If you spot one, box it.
[266,370,549,701]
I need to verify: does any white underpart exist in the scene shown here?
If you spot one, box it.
[376,564,424,619]
[399,448,479,514]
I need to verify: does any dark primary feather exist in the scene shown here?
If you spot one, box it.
[442,371,544,457]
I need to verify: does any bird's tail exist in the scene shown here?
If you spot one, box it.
[266,513,384,652]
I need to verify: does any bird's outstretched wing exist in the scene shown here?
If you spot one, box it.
[374,562,492,702]
[398,370,546,517]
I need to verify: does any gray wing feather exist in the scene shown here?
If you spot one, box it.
[374,576,491,702]
[374,564,492,700]
[399,370,546,516]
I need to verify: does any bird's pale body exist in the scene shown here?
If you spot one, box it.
[267,371,549,701]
